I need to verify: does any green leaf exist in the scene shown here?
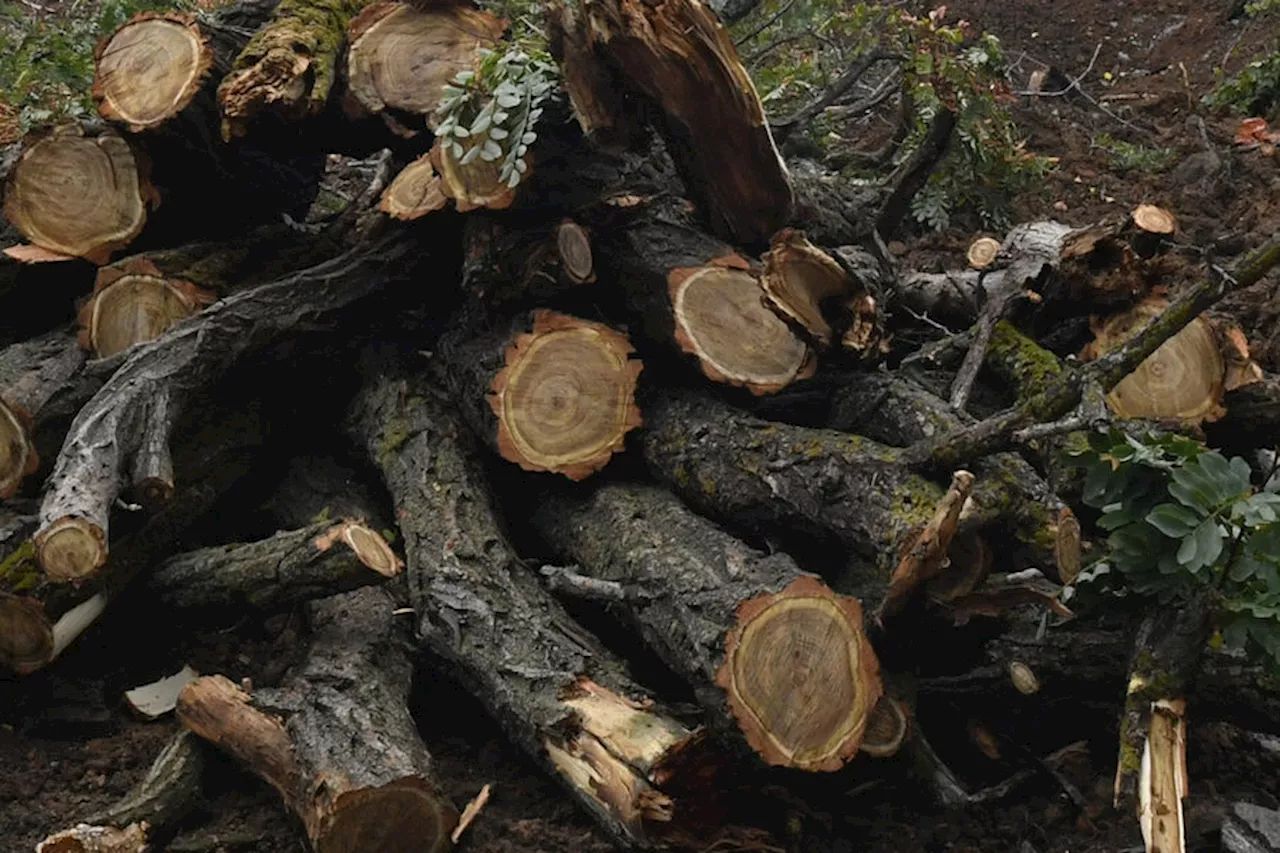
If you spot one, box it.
[1177,530,1198,567]
[1147,503,1203,538]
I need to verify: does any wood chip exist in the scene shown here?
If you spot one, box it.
[125,664,199,719]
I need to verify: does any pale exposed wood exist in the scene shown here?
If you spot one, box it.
[3,123,151,263]
[858,695,909,758]
[379,155,447,220]
[556,220,594,284]
[344,1,502,135]
[77,258,216,358]
[430,138,517,212]
[1138,699,1188,853]
[93,14,214,132]
[761,228,880,353]
[877,470,975,624]
[967,236,1000,269]
[1132,204,1177,235]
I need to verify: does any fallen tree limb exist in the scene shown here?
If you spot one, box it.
[348,354,708,848]
[531,481,883,772]
[178,585,458,853]
[36,227,427,583]
[0,330,86,498]
[901,236,1280,471]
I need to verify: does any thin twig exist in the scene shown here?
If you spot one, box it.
[770,50,899,141]
[734,0,795,46]
[1012,43,1102,98]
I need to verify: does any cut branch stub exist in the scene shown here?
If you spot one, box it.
[489,310,642,480]
[556,220,595,284]
[1081,298,1226,422]
[967,236,1000,270]
[760,228,880,353]
[379,154,447,220]
[34,516,108,583]
[93,13,214,132]
[571,0,792,244]
[670,256,813,395]
[2,123,151,263]
[716,575,881,771]
[430,138,517,212]
[344,1,503,135]
[77,258,216,358]
[858,695,910,758]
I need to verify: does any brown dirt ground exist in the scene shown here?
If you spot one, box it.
[3,2,1280,852]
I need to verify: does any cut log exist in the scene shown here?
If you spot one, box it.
[967,237,1000,270]
[343,1,503,137]
[1129,203,1177,259]
[440,310,642,480]
[1,401,263,674]
[76,259,216,359]
[0,330,86,499]
[93,14,214,133]
[178,585,458,853]
[148,520,401,612]
[347,357,708,847]
[559,0,792,244]
[760,228,882,354]
[217,0,373,138]
[458,216,596,313]
[35,231,424,583]
[859,694,910,758]
[640,387,945,598]
[380,154,447,220]
[1080,297,1231,423]
[2,122,153,263]
[531,482,883,772]
[429,137,517,212]
[38,731,205,852]
[606,217,812,394]
[545,0,644,147]
[828,371,1072,577]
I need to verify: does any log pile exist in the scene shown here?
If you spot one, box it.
[2,0,1279,851]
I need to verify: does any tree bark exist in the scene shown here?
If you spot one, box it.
[439,310,643,480]
[178,585,458,853]
[0,330,86,499]
[347,353,707,848]
[531,481,883,772]
[36,229,429,583]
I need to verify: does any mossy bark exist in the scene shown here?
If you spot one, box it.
[347,350,705,848]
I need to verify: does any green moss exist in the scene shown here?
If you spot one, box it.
[673,463,690,488]
[0,541,41,593]
[699,476,717,497]
[380,528,398,545]
[987,321,1064,402]
[310,507,333,524]
[377,411,413,467]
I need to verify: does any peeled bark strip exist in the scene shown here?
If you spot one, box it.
[348,361,704,847]
[641,388,943,594]
[609,219,812,394]
[1138,698,1189,853]
[380,154,447,220]
[149,520,401,611]
[532,482,883,772]
[38,731,205,852]
[563,0,792,244]
[2,402,262,673]
[218,0,373,138]
[93,14,214,132]
[178,586,457,853]
[344,1,503,136]
[0,330,86,499]
[36,234,420,582]
[761,228,881,354]
[443,310,643,480]
[77,258,216,359]
[3,122,152,263]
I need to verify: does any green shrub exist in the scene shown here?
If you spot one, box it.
[1092,132,1177,175]
[1205,0,1280,116]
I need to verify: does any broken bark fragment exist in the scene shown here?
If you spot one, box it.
[562,0,792,244]
[3,122,152,263]
[93,14,214,133]
[607,219,812,394]
[379,154,447,220]
[442,310,642,480]
[36,233,422,582]
[217,0,373,138]
[148,520,401,612]
[877,470,975,624]
[178,586,457,853]
[761,228,882,354]
[532,482,883,772]
[77,258,216,359]
[348,358,707,847]
[343,1,503,136]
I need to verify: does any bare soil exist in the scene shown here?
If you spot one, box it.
[2,1,1279,852]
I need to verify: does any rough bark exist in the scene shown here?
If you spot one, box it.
[36,229,428,583]
[0,330,86,499]
[531,482,883,772]
[148,520,402,611]
[639,387,946,599]
[558,0,793,245]
[342,1,503,137]
[217,0,374,139]
[38,731,205,851]
[603,215,812,395]
[458,216,597,314]
[178,585,458,853]
[439,310,643,480]
[347,355,707,848]
[1,401,263,674]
